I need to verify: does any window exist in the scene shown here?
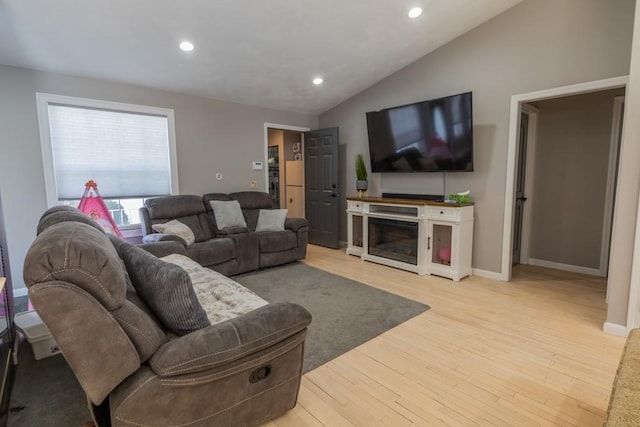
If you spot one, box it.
[37,93,178,229]
[62,198,149,227]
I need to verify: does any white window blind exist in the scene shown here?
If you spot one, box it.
[45,101,174,200]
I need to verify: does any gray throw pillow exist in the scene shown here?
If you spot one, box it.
[255,209,288,232]
[210,200,247,229]
[112,240,210,336]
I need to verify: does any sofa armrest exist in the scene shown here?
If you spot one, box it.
[142,233,187,245]
[149,302,311,376]
[137,240,188,258]
[285,217,308,232]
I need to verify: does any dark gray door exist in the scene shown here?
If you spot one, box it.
[513,111,528,265]
[304,127,340,248]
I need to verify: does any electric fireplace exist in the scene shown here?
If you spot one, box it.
[368,217,418,265]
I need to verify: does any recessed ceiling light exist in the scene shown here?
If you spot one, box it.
[179,41,194,52]
[313,77,324,85]
[408,7,423,18]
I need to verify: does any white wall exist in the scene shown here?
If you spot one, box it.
[0,64,318,293]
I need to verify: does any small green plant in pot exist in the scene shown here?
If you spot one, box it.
[355,153,368,195]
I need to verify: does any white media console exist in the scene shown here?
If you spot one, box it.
[346,197,474,281]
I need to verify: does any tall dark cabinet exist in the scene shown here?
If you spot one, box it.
[0,192,15,423]
[268,146,280,207]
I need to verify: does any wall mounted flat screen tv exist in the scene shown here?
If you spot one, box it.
[366,92,473,173]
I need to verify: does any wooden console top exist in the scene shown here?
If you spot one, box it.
[346,196,474,207]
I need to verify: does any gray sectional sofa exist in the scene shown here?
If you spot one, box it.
[24,206,312,426]
[139,191,308,276]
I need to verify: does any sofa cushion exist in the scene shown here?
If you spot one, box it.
[215,226,250,237]
[145,195,205,219]
[230,191,274,210]
[36,205,107,236]
[255,209,288,232]
[257,230,298,253]
[145,195,214,242]
[209,200,247,230]
[161,254,267,325]
[186,239,236,267]
[115,240,210,336]
[151,220,195,245]
[24,222,126,311]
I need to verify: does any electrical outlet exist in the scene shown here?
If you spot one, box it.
[250,180,257,189]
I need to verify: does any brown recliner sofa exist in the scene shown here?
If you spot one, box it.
[23,206,312,426]
[139,192,308,276]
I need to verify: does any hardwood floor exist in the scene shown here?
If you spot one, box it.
[264,245,626,427]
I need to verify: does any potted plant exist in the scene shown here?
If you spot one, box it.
[355,153,368,195]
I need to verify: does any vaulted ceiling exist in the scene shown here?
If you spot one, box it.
[0,0,523,114]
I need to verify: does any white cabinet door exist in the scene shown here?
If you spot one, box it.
[286,185,304,218]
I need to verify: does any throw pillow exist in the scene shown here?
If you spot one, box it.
[151,220,195,245]
[114,240,210,336]
[209,200,247,229]
[151,219,196,246]
[255,209,288,232]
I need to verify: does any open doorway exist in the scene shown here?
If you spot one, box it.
[502,76,628,281]
[265,125,307,217]
[511,90,625,280]
[264,123,341,248]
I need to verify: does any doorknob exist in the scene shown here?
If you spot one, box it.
[517,197,528,202]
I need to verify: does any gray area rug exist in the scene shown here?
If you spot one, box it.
[234,262,429,372]
[7,262,428,425]
[8,337,90,426]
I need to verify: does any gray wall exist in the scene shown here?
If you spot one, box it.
[319,0,634,275]
[0,64,318,292]
[529,89,625,269]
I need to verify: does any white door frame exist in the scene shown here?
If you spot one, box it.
[603,97,625,288]
[517,104,539,265]
[263,123,310,193]
[501,76,629,281]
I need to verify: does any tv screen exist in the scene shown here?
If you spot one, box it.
[366,92,473,173]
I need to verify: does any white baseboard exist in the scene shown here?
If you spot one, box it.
[603,322,627,337]
[528,258,602,277]
[472,268,503,281]
[13,287,28,298]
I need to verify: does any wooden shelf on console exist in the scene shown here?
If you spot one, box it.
[346,196,474,208]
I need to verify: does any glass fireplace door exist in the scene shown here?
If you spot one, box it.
[368,217,418,265]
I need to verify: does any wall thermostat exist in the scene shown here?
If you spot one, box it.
[252,161,264,170]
